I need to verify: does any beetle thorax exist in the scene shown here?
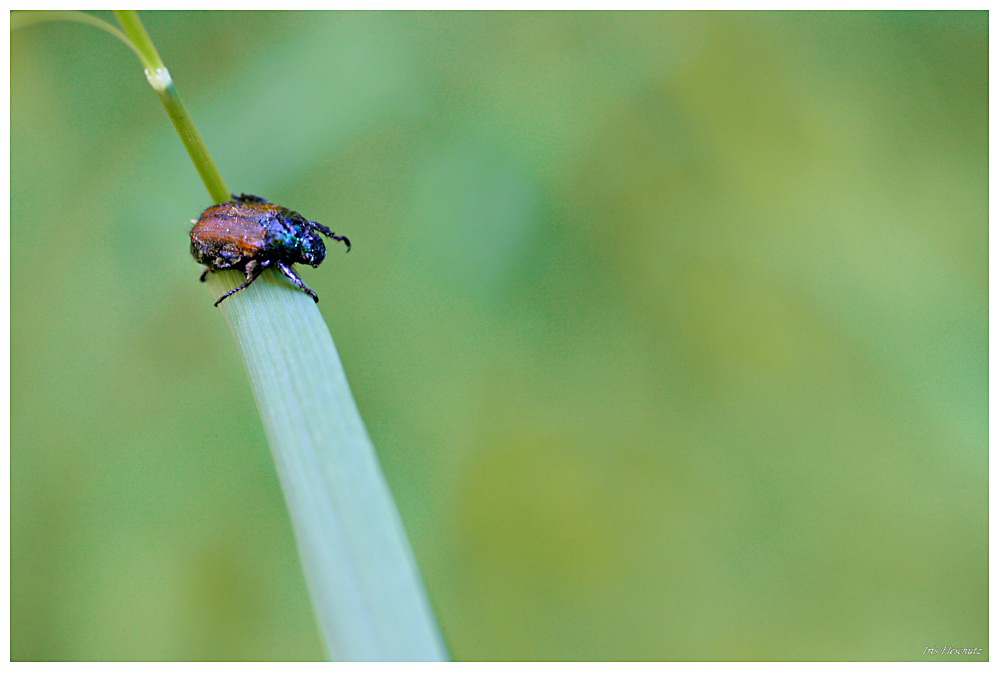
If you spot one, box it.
[263,215,325,266]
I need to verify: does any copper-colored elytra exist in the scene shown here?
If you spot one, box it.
[190,203,280,257]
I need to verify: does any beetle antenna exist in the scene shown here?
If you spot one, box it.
[309,221,351,252]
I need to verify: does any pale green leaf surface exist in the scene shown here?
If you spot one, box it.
[207,269,447,661]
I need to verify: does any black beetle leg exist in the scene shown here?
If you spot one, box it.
[309,222,351,252]
[232,193,269,204]
[214,260,264,307]
[200,268,211,282]
[276,262,319,303]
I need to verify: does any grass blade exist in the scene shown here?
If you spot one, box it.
[207,270,448,661]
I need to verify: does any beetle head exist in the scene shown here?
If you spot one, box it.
[298,229,327,267]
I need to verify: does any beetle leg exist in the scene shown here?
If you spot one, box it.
[213,260,264,307]
[276,262,319,303]
[232,193,269,204]
[200,269,210,282]
[308,222,351,252]
[243,259,265,281]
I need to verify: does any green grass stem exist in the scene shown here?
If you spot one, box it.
[114,11,230,203]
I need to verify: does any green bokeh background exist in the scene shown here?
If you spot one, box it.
[11,11,987,661]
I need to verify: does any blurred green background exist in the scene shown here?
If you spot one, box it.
[11,10,987,661]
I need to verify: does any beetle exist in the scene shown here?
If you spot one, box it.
[190,193,350,306]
